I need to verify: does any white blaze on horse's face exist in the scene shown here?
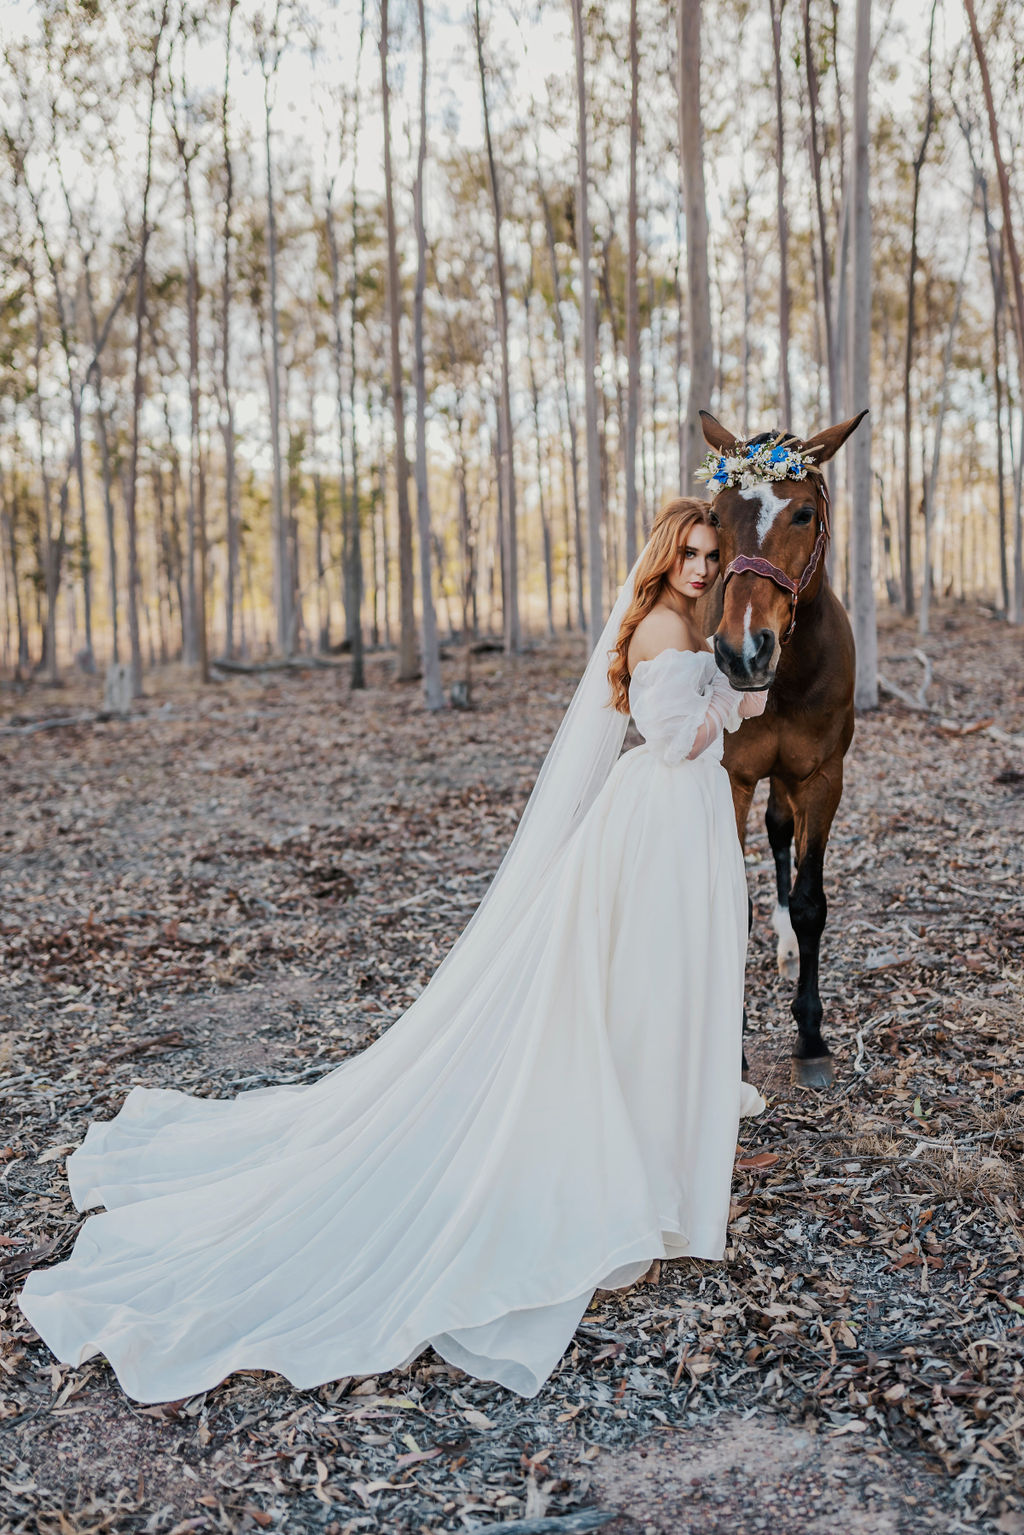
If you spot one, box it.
[739,482,787,547]
[742,601,756,665]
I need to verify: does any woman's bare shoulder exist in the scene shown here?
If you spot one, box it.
[628,607,704,670]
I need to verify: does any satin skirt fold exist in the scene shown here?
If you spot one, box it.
[19,746,757,1403]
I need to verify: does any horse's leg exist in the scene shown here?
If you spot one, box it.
[765,778,798,981]
[730,777,757,1078]
[788,760,844,1089]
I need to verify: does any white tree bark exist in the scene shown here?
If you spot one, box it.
[678,0,713,487]
[413,0,444,709]
[920,228,971,637]
[570,0,603,646]
[849,0,876,709]
[625,0,640,568]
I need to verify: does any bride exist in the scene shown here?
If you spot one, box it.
[20,496,768,1404]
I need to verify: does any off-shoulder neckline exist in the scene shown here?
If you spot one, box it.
[630,642,715,679]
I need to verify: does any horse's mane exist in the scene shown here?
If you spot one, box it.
[746,427,800,450]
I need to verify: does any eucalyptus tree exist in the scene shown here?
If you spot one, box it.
[473,0,519,652]
[169,3,215,680]
[380,0,418,678]
[569,0,603,645]
[624,0,640,568]
[678,0,713,488]
[119,0,170,693]
[897,0,937,617]
[768,0,791,428]
[412,0,444,708]
[219,0,240,659]
[538,177,585,630]
[254,0,294,655]
[849,0,875,709]
[920,223,972,636]
[965,0,1024,625]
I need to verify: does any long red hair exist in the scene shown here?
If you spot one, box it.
[607,498,716,714]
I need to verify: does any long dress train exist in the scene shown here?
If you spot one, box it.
[19,646,764,1403]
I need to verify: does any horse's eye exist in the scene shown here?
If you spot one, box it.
[792,506,815,526]
[709,510,720,528]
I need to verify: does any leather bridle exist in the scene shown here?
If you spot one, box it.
[720,469,831,644]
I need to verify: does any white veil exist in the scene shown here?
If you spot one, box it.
[425,548,644,988]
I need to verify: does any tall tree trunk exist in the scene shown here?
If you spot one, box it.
[221,0,239,660]
[82,264,119,663]
[678,0,713,486]
[920,229,970,636]
[24,175,95,671]
[261,37,292,656]
[769,0,792,427]
[0,471,27,669]
[125,2,168,696]
[897,1,936,617]
[850,0,876,709]
[526,284,556,635]
[412,0,444,709]
[175,130,209,681]
[570,0,603,644]
[972,161,1011,615]
[539,182,585,629]
[625,0,640,567]
[965,0,1024,624]
[1014,395,1024,625]
[347,0,367,688]
[474,0,520,652]
[380,0,418,677]
[803,0,835,428]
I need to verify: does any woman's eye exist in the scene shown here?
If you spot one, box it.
[708,550,720,561]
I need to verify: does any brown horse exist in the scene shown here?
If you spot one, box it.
[697,409,868,1088]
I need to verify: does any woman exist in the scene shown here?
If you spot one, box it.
[20,498,767,1404]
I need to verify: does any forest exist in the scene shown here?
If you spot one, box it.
[2,3,1023,1534]
[1,0,1022,708]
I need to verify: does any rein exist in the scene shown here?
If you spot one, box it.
[721,471,831,644]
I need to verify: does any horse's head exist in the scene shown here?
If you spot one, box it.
[699,409,867,689]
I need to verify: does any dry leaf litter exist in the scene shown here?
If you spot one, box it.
[1,607,1022,1534]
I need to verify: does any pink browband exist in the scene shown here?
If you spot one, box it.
[721,472,831,644]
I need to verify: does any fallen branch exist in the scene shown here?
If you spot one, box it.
[100,1030,186,1068]
[937,716,996,736]
[467,1514,617,1535]
[987,725,1024,747]
[878,675,931,712]
[0,712,97,737]
[211,655,346,675]
[0,1230,77,1287]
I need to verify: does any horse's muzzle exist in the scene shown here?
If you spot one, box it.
[713,630,776,690]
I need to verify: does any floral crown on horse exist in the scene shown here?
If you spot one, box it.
[695,432,819,492]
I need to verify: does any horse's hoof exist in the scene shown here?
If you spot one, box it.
[790,1055,835,1089]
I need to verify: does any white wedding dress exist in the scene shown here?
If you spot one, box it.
[19,644,764,1404]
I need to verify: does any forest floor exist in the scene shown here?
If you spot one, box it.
[1,603,1022,1535]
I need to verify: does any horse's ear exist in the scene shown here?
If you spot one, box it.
[699,410,739,454]
[800,409,868,464]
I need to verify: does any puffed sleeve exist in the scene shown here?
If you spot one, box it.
[628,649,744,765]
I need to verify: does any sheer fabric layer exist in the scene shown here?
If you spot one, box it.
[20,647,758,1403]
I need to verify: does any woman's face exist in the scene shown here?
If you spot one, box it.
[667,520,720,600]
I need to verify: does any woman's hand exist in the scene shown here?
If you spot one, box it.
[738,689,769,719]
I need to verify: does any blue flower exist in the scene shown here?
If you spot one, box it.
[746,443,759,458]
[712,469,729,485]
[770,445,790,465]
